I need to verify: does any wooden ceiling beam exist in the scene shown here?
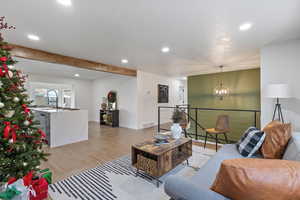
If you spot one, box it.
[9,44,137,77]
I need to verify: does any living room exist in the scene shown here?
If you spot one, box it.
[1,1,300,200]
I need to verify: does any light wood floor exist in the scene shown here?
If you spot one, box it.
[41,122,216,182]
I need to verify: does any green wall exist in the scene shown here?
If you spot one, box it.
[188,68,261,142]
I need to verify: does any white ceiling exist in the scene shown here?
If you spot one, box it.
[15,58,112,80]
[1,0,300,77]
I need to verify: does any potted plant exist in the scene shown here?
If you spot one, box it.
[171,108,184,139]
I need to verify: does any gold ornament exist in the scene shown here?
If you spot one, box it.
[7,70,13,78]
[13,97,20,103]
[4,110,15,118]
[23,120,30,126]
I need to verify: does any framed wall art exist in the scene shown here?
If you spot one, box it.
[158,84,169,103]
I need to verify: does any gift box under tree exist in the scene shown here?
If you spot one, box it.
[29,178,48,200]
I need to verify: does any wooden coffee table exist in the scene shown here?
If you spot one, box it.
[132,137,192,187]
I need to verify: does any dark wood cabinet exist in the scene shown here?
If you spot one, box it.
[100,110,119,127]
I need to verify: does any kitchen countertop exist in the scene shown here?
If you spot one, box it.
[31,107,80,113]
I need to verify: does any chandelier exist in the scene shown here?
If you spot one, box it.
[214,66,229,100]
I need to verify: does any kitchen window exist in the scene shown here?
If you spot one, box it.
[28,82,75,108]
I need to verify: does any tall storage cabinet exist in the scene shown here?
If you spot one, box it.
[100,110,119,127]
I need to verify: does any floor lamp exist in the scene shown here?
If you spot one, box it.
[266,84,290,123]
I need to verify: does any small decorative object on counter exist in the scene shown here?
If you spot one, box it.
[171,108,184,139]
[171,123,182,139]
[154,134,169,146]
[101,102,107,110]
[101,97,107,110]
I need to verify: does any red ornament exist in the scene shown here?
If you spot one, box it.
[3,122,11,139]
[38,129,46,138]
[3,122,18,142]
[22,104,31,114]
[0,57,7,62]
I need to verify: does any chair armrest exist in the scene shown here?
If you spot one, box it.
[164,175,227,200]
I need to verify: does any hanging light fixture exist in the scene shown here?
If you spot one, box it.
[214,65,229,100]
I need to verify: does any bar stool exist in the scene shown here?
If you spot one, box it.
[204,115,230,152]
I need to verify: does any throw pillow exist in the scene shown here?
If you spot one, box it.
[236,127,265,157]
[261,121,292,159]
[283,133,300,161]
[211,158,300,200]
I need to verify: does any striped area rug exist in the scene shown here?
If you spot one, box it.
[49,146,215,200]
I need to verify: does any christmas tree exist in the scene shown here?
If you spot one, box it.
[0,19,49,183]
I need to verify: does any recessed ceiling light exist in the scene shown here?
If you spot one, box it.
[239,22,253,31]
[27,34,40,41]
[161,47,170,53]
[121,59,128,64]
[74,73,80,77]
[57,0,72,6]
[221,37,230,42]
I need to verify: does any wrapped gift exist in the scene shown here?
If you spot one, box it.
[10,180,29,200]
[0,179,30,200]
[0,186,21,200]
[29,178,48,200]
[38,169,52,184]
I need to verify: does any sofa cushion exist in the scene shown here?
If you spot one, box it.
[236,127,265,157]
[190,144,261,188]
[164,144,262,200]
[211,158,300,200]
[283,132,300,161]
[165,176,227,200]
[261,121,292,159]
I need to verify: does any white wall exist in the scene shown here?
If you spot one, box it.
[137,70,186,129]
[261,39,300,131]
[25,74,94,121]
[15,59,187,129]
[92,75,138,129]
[92,71,186,130]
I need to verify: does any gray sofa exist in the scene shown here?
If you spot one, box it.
[164,132,300,200]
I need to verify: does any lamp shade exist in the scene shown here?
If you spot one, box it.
[266,84,291,98]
